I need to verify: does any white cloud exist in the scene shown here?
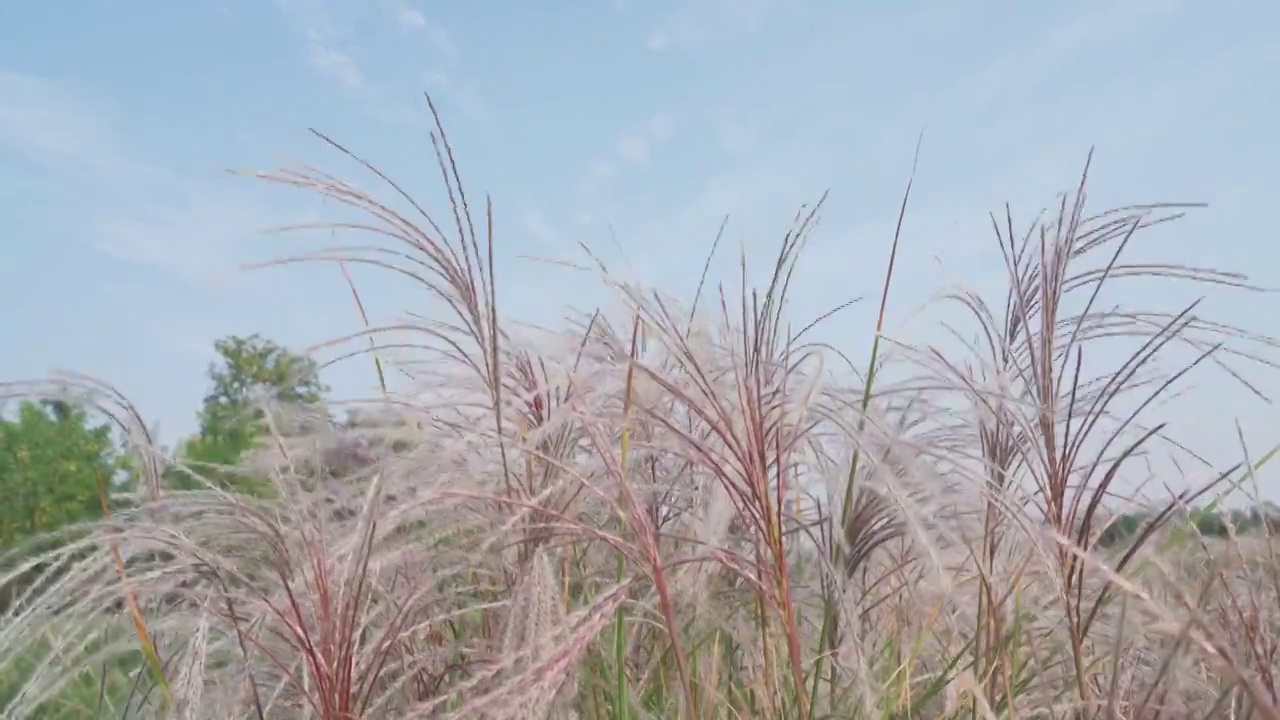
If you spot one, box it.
[565,110,680,225]
[616,134,651,165]
[523,210,563,250]
[949,0,1184,114]
[275,0,367,91]
[618,0,1279,308]
[275,0,476,125]
[0,71,145,180]
[613,111,677,166]
[421,69,487,124]
[389,1,457,58]
[647,111,676,140]
[305,36,365,90]
[0,70,279,284]
[646,30,670,52]
[396,7,426,30]
[580,160,617,195]
[420,21,458,60]
[91,184,278,285]
[645,0,777,52]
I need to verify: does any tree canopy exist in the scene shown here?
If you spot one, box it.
[170,334,327,494]
[0,399,126,549]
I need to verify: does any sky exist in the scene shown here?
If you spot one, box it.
[1,0,1278,498]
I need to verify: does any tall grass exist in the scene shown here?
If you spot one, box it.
[2,98,1280,719]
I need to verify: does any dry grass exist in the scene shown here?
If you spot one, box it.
[2,98,1280,719]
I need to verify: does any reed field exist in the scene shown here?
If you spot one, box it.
[2,101,1278,719]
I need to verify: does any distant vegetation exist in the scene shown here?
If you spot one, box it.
[1097,504,1280,548]
[1,334,326,548]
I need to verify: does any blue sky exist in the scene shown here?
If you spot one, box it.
[2,0,1278,496]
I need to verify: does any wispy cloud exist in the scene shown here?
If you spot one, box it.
[0,71,147,181]
[615,134,651,165]
[275,0,366,91]
[601,0,1277,299]
[645,30,671,52]
[523,210,563,251]
[591,111,680,188]
[421,68,486,123]
[944,0,1185,114]
[0,70,278,284]
[306,41,365,91]
[275,0,482,124]
[579,160,618,196]
[645,0,777,52]
[647,111,675,141]
[394,6,426,30]
[91,185,279,284]
[390,1,457,60]
[2,0,1274,470]
[613,113,676,165]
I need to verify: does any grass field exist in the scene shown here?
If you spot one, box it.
[1,106,1278,719]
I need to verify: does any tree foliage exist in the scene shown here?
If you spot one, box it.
[171,334,327,494]
[0,400,126,549]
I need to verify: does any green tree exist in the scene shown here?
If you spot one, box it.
[1190,508,1228,537]
[172,334,327,494]
[1097,511,1148,549]
[0,399,127,548]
